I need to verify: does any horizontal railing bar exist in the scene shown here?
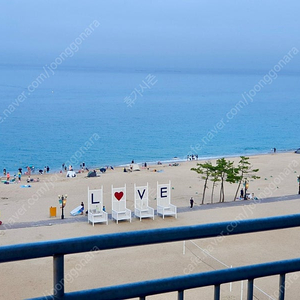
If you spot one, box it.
[30,258,300,300]
[2,214,300,263]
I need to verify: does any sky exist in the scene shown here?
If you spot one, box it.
[1,0,300,71]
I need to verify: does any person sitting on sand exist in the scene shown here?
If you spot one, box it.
[27,176,31,183]
[80,202,84,215]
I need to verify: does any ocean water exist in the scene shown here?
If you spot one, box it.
[0,65,300,173]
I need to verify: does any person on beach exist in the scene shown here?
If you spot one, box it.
[3,168,6,176]
[6,172,10,181]
[240,189,244,199]
[47,166,50,173]
[80,202,84,215]
[18,172,21,181]
[18,167,22,174]
[190,197,194,208]
[27,166,31,175]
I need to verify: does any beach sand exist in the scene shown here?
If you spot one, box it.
[1,152,300,299]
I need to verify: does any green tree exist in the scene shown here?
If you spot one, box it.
[233,156,260,201]
[191,162,213,204]
[210,165,220,204]
[216,158,234,203]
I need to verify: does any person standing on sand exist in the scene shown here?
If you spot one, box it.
[6,172,10,181]
[18,172,21,181]
[190,197,194,208]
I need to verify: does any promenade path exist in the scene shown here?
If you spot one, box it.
[1,194,299,231]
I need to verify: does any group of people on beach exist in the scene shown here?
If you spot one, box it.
[2,164,49,183]
[187,154,198,161]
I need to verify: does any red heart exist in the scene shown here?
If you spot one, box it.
[114,191,124,201]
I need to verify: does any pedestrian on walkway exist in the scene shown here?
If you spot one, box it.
[190,197,194,208]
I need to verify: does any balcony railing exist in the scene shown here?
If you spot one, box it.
[1,214,300,300]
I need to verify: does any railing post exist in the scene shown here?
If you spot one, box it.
[214,284,220,300]
[279,273,286,300]
[247,279,254,300]
[53,254,64,299]
[178,290,184,300]
[139,297,146,300]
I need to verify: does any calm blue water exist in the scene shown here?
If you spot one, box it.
[0,65,300,173]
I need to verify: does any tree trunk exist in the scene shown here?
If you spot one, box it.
[234,180,242,201]
[202,177,208,204]
[211,183,215,204]
[219,178,224,202]
[221,181,225,202]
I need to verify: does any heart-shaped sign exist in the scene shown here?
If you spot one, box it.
[114,191,124,201]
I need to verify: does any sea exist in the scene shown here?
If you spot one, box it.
[0,64,300,174]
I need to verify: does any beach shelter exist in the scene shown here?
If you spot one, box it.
[131,164,140,171]
[66,171,76,178]
[111,184,131,224]
[88,186,108,226]
[87,170,97,177]
[157,180,177,219]
[134,183,154,221]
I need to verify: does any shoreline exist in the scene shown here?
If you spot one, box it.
[2,148,294,177]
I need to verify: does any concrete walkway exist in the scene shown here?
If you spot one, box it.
[1,194,299,231]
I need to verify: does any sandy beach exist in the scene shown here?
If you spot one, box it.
[1,152,300,299]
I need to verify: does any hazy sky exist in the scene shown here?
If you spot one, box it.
[1,0,300,71]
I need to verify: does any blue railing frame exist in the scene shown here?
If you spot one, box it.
[1,214,300,299]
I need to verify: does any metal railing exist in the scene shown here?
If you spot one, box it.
[1,214,300,300]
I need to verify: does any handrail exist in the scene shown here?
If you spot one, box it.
[1,214,300,299]
[1,214,300,263]
[31,257,300,300]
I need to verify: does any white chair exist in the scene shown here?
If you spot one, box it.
[88,187,108,226]
[134,183,154,221]
[157,180,177,219]
[112,184,131,224]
